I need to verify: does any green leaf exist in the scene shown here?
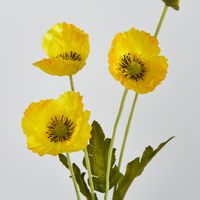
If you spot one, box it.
[83,121,122,193]
[73,164,98,200]
[59,153,69,169]
[59,154,98,200]
[113,137,174,200]
[162,0,180,10]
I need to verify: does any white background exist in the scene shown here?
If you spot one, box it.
[0,0,199,199]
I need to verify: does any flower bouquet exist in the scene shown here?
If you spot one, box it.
[21,0,180,199]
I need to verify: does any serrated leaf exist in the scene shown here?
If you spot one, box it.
[83,121,122,193]
[113,137,174,200]
[162,0,180,10]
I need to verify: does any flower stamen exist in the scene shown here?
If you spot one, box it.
[57,51,81,61]
[46,115,74,143]
[119,53,146,81]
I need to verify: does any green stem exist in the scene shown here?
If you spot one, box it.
[83,149,95,200]
[104,88,128,200]
[154,5,169,38]
[69,75,95,199]
[112,4,169,198]
[117,4,169,171]
[67,76,81,199]
[117,93,138,170]
[69,75,75,91]
[66,153,81,200]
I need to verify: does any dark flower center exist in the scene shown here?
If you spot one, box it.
[119,53,146,81]
[46,115,74,143]
[57,51,81,61]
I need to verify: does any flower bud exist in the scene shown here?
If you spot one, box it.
[162,0,180,10]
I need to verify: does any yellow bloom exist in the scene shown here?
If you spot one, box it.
[33,22,90,76]
[21,92,91,156]
[108,28,168,94]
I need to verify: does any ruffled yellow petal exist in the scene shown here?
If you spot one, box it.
[22,92,91,156]
[33,22,90,76]
[22,100,54,137]
[111,56,168,94]
[42,22,89,63]
[64,111,91,152]
[57,91,83,119]
[33,57,85,76]
[109,28,160,63]
[108,27,168,94]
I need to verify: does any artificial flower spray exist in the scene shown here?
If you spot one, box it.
[22,0,180,199]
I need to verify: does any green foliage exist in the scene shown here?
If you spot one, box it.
[59,124,174,200]
[59,153,69,169]
[59,154,97,200]
[73,163,98,200]
[162,0,180,10]
[113,137,174,200]
[83,121,122,193]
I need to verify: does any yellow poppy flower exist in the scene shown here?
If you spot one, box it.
[21,92,91,156]
[108,28,168,94]
[33,22,90,76]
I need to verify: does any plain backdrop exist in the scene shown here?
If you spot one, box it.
[0,0,199,199]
